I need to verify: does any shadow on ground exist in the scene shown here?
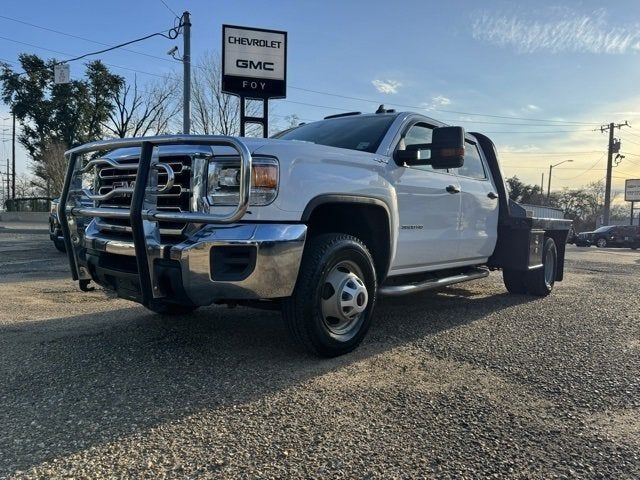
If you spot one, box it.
[0,284,535,474]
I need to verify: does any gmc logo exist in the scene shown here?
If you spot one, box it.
[112,180,135,189]
[236,59,275,71]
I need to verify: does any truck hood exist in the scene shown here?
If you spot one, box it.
[104,137,383,166]
[243,137,383,166]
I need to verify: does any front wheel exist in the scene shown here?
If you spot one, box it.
[596,237,607,248]
[526,237,557,296]
[282,233,377,357]
[53,238,66,253]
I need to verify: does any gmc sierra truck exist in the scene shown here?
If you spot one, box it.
[59,109,571,357]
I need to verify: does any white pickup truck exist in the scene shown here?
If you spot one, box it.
[59,108,571,356]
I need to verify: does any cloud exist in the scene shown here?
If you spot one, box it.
[472,9,640,54]
[431,95,451,106]
[525,104,540,111]
[499,144,541,153]
[371,79,402,94]
[421,95,452,110]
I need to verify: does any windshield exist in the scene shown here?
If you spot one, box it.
[593,226,613,233]
[274,115,396,153]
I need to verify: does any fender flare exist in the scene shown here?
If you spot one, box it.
[301,194,394,280]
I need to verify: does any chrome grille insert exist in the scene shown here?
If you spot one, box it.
[95,155,192,237]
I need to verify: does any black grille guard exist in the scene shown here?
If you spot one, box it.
[59,135,252,305]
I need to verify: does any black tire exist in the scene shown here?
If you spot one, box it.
[282,233,377,357]
[146,301,198,316]
[53,238,66,253]
[526,237,557,297]
[596,237,607,248]
[503,268,528,294]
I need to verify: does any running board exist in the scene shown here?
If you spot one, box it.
[378,267,490,297]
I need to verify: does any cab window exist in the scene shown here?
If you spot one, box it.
[458,142,487,180]
[399,123,434,171]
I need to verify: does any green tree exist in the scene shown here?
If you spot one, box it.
[0,54,123,186]
[505,176,544,204]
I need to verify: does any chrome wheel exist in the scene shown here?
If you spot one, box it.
[596,238,607,248]
[320,260,368,336]
[544,247,555,287]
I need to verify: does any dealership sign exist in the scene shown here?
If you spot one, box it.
[625,179,640,202]
[222,25,287,99]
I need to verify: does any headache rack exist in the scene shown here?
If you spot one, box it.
[59,135,252,305]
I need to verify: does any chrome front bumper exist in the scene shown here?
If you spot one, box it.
[59,135,301,307]
[82,222,307,305]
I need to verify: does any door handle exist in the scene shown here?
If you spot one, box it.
[446,185,460,194]
[487,191,499,199]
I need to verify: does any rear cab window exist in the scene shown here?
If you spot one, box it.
[457,141,487,180]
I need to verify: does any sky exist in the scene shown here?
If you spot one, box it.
[1,0,640,198]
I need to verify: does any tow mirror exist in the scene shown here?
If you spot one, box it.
[397,126,466,169]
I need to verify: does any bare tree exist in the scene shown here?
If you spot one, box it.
[103,75,181,138]
[14,173,42,198]
[25,141,67,197]
[40,142,68,197]
[191,52,262,136]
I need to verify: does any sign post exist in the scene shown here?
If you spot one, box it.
[222,24,287,137]
[625,179,640,225]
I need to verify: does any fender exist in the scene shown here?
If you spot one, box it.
[301,194,395,280]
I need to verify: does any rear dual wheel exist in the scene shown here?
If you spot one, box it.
[502,237,557,297]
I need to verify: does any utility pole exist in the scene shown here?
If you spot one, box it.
[541,173,544,202]
[6,159,9,203]
[11,111,15,199]
[182,11,191,135]
[601,121,629,226]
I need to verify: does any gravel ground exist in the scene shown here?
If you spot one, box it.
[0,224,638,479]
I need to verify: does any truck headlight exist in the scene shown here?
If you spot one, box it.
[207,158,278,206]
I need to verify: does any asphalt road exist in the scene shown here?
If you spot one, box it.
[0,224,638,479]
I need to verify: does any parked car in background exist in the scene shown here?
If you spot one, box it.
[576,225,640,249]
[49,198,65,252]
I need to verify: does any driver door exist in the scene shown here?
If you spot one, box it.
[390,123,462,274]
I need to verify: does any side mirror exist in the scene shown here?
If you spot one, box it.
[397,126,466,169]
[430,126,465,169]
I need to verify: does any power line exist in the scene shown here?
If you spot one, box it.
[0,35,172,78]
[619,135,640,146]
[447,119,602,127]
[287,85,603,125]
[622,128,640,140]
[51,23,182,65]
[0,14,180,64]
[475,129,595,134]
[283,97,603,129]
[502,165,607,171]
[554,154,606,180]
[0,16,611,129]
[158,0,180,19]
[500,150,603,155]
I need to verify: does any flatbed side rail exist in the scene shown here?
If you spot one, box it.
[58,135,253,304]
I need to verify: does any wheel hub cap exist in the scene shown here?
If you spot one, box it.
[544,248,555,286]
[320,262,368,335]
